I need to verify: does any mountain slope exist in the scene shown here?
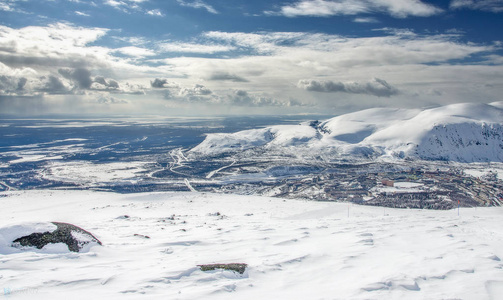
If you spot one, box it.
[2,190,503,299]
[190,102,503,162]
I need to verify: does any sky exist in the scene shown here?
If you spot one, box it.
[0,0,502,117]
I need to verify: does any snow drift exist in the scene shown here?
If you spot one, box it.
[1,190,503,299]
[190,102,503,162]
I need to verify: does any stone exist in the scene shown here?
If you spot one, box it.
[12,222,102,252]
[198,263,248,274]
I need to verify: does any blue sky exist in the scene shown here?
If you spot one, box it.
[0,0,502,116]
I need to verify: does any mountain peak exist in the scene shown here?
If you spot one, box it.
[190,102,503,162]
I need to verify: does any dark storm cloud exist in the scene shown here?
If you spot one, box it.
[40,76,69,94]
[151,78,168,88]
[1,74,69,95]
[0,53,103,70]
[297,78,399,98]
[0,75,16,92]
[207,72,249,82]
[93,76,119,89]
[59,68,93,89]
[17,77,27,90]
[150,78,180,89]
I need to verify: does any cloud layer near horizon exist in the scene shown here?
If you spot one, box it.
[0,18,502,115]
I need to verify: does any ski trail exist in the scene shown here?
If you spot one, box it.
[184,179,197,192]
[206,160,236,179]
[0,181,14,191]
[168,148,189,177]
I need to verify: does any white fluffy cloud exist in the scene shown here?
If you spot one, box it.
[272,0,443,18]
[0,23,109,70]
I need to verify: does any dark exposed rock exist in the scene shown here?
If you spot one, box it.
[12,222,102,252]
[133,234,150,239]
[198,263,248,274]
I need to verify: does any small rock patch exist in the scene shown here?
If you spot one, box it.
[198,263,247,274]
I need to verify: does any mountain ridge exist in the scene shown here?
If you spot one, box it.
[190,102,503,162]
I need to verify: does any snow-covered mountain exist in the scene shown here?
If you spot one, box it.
[190,102,503,162]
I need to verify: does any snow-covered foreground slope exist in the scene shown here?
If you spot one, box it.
[190,102,503,162]
[1,190,503,299]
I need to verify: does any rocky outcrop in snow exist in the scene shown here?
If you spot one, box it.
[8,222,102,253]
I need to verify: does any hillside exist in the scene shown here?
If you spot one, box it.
[190,102,503,162]
[1,190,502,299]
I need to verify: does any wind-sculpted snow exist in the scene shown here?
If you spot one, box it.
[190,102,503,162]
[1,190,503,299]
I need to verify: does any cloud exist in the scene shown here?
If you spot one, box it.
[176,0,218,14]
[103,0,165,16]
[158,42,235,54]
[151,78,168,88]
[271,0,443,18]
[146,9,164,17]
[195,30,493,67]
[75,11,90,17]
[225,90,292,106]
[0,2,13,12]
[0,75,26,94]
[353,17,379,23]
[207,72,249,82]
[160,84,218,103]
[59,68,93,89]
[450,0,503,12]
[0,64,145,97]
[39,75,71,94]
[104,0,142,13]
[96,94,128,104]
[0,0,26,13]
[158,29,499,110]
[150,78,179,88]
[0,23,110,70]
[297,78,400,97]
[0,63,72,96]
[114,46,157,57]
[202,31,307,55]
[92,76,120,90]
[179,84,212,96]
[1,22,501,114]
[17,77,27,90]
[0,23,177,86]
[159,85,296,107]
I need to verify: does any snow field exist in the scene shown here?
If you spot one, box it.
[1,190,502,299]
